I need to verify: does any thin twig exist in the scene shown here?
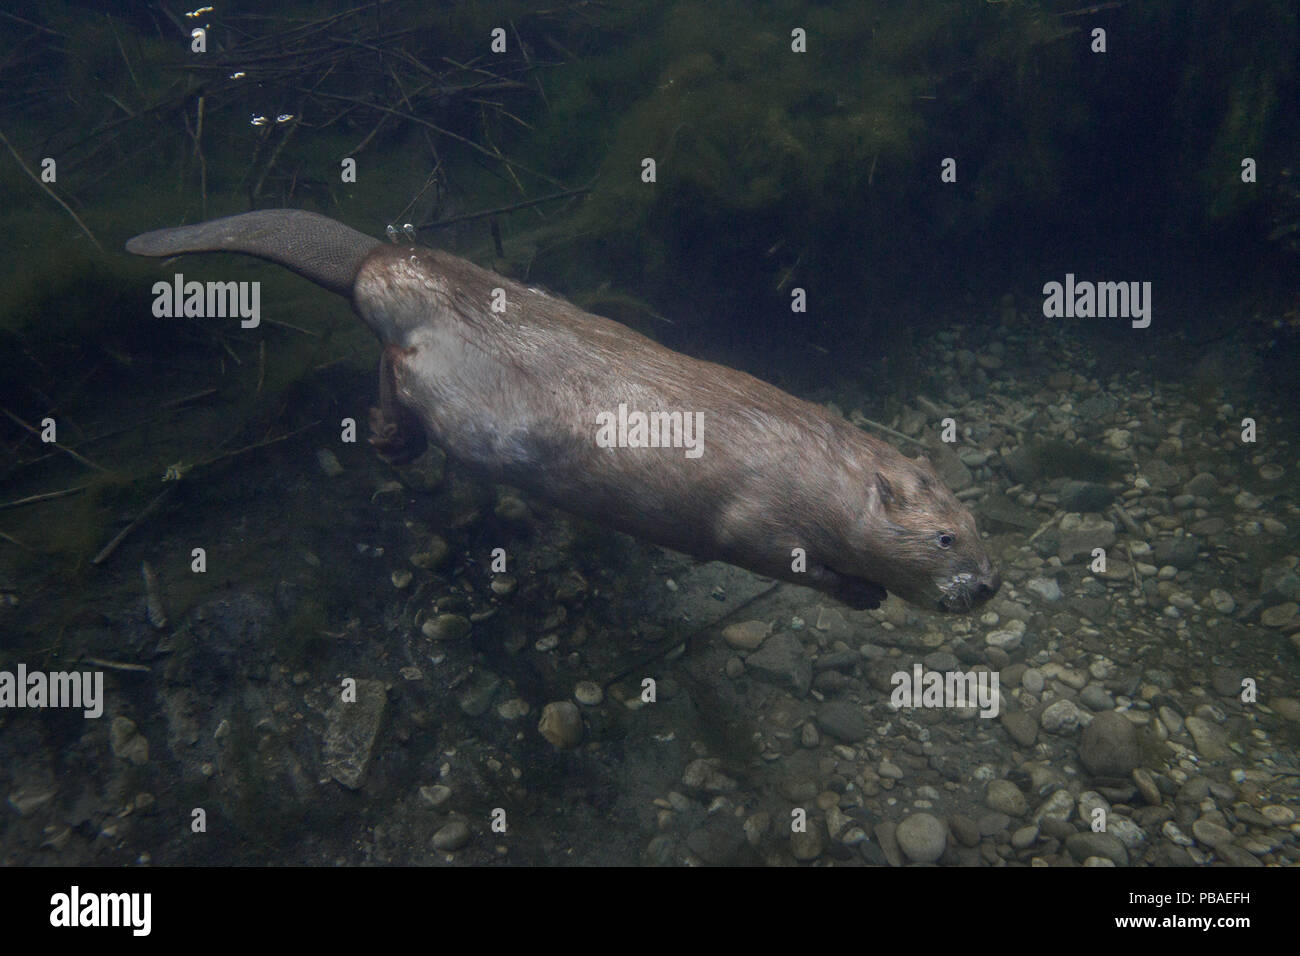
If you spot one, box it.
[418,186,591,229]
[193,95,207,217]
[6,391,216,471]
[600,582,781,687]
[218,338,242,366]
[195,420,321,469]
[851,415,930,450]
[0,9,66,36]
[89,419,322,566]
[309,90,562,187]
[0,485,90,512]
[7,360,104,452]
[1026,510,1062,544]
[1059,2,1123,17]
[163,388,221,408]
[1111,501,1144,538]
[313,350,366,372]
[510,18,550,112]
[102,92,135,117]
[91,484,177,566]
[252,116,299,201]
[1,407,108,472]
[1123,540,1140,589]
[262,317,317,336]
[108,16,142,94]
[77,657,151,673]
[0,530,35,552]
[0,129,104,253]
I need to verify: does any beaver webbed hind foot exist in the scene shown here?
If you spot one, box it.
[368,404,428,465]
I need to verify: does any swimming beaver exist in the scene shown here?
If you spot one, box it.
[127,210,999,612]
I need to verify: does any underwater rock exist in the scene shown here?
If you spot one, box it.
[432,819,471,851]
[422,613,471,641]
[1040,699,1085,735]
[1260,566,1300,603]
[322,679,388,789]
[814,700,869,742]
[1075,393,1118,423]
[1150,536,1199,570]
[110,716,149,766]
[686,819,746,864]
[1058,480,1116,512]
[985,779,1027,817]
[789,823,824,862]
[1065,831,1128,866]
[457,670,502,717]
[743,632,811,696]
[538,701,583,749]
[722,619,770,650]
[1079,711,1140,777]
[1004,439,1123,484]
[1025,577,1063,602]
[926,443,973,492]
[681,758,737,793]
[895,813,947,863]
[1260,602,1297,628]
[409,535,451,570]
[419,784,452,808]
[1183,716,1232,760]
[1057,513,1117,564]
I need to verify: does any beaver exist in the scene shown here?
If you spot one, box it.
[127,210,999,612]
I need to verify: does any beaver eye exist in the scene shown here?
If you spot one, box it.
[937,532,955,549]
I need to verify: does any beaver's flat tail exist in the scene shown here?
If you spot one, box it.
[125,209,381,297]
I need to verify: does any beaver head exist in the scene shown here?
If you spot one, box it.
[834,453,1000,613]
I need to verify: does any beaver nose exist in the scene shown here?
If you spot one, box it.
[972,570,1001,604]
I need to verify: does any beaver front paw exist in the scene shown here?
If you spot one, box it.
[368,405,428,466]
[833,577,887,610]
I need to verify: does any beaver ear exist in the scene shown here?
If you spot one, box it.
[874,472,895,508]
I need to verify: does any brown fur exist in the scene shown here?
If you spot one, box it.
[354,245,999,612]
